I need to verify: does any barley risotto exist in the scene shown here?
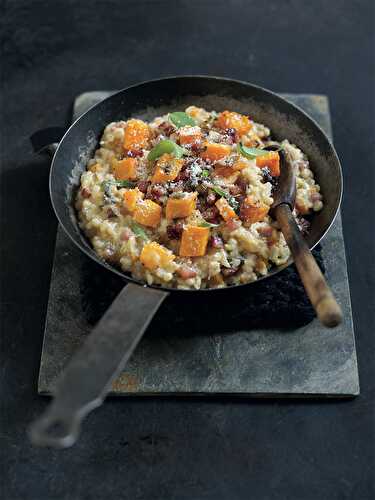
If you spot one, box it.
[75,107,323,289]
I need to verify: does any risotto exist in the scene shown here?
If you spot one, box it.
[75,107,323,289]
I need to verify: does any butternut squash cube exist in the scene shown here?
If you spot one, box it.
[179,225,210,257]
[151,154,184,184]
[113,157,138,180]
[215,197,237,221]
[216,111,252,136]
[256,151,280,177]
[133,199,162,227]
[200,142,231,162]
[232,159,248,171]
[123,188,144,212]
[214,165,237,178]
[240,196,269,224]
[123,119,150,151]
[140,242,175,271]
[178,126,202,146]
[166,193,197,219]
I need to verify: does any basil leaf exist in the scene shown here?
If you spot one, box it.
[102,180,136,194]
[211,186,227,198]
[237,143,269,159]
[148,140,187,162]
[199,221,220,228]
[169,111,196,128]
[131,223,149,241]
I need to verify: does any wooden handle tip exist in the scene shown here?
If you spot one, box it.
[316,297,343,328]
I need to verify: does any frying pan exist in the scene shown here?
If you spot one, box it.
[29,76,342,448]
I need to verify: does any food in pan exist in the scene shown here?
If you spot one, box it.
[75,107,323,289]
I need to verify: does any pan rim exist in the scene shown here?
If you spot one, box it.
[49,74,343,294]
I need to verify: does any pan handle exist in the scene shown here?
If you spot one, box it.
[30,127,67,156]
[29,283,168,448]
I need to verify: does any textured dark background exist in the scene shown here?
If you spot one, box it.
[1,1,374,499]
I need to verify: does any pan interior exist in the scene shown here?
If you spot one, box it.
[50,77,342,290]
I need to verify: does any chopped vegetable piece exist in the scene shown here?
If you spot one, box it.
[124,119,150,151]
[201,170,210,178]
[169,111,196,128]
[131,223,148,240]
[166,192,197,219]
[151,153,184,184]
[255,151,280,177]
[179,225,210,257]
[215,197,237,221]
[177,266,197,279]
[240,196,269,224]
[200,142,231,162]
[237,143,269,160]
[216,111,252,136]
[211,186,239,212]
[140,242,175,270]
[133,199,162,227]
[178,126,202,145]
[214,165,237,178]
[113,157,138,180]
[148,139,186,162]
[102,180,136,201]
[232,159,248,171]
[123,188,144,212]
[199,221,220,228]
[185,106,209,122]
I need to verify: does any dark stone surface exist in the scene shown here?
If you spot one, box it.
[1,1,374,499]
[38,92,358,398]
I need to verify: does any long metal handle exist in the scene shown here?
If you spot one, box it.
[275,204,342,327]
[29,283,168,448]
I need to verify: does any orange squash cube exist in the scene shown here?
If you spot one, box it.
[215,197,237,221]
[200,142,231,162]
[178,126,202,146]
[216,111,252,136]
[122,188,144,212]
[123,119,150,151]
[113,157,138,180]
[179,225,210,257]
[166,193,197,219]
[214,165,237,178]
[140,242,175,271]
[133,199,162,227]
[232,159,248,171]
[240,196,269,224]
[151,154,184,184]
[256,151,280,177]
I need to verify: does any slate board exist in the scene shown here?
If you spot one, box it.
[38,92,359,397]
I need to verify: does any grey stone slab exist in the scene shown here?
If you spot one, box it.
[38,92,359,397]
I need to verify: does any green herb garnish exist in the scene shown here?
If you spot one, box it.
[211,185,240,212]
[211,186,227,198]
[148,140,187,162]
[131,223,149,241]
[102,179,136,195]
[237,143,270,159]
[201,170,210,178]
[199,221,220,228]
[169,111,196,128]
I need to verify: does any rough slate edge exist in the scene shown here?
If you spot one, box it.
[38,92,359,397]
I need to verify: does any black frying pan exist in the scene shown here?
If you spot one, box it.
[29,76,342,448]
